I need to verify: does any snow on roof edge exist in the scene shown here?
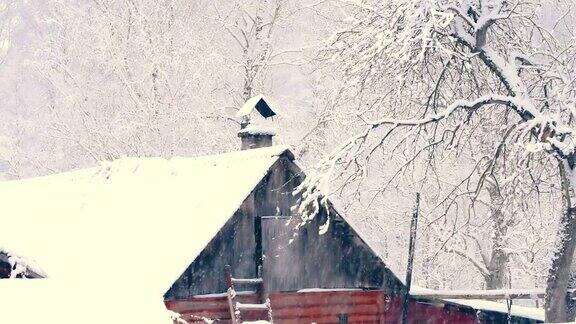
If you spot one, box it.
[236,94,265,118]
[411,285,544,321]
[0,145,293,184]
[238,124,276,136]
[0,247,47,278]
[444,298,544,321]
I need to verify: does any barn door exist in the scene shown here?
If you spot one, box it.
[261,216,308,291]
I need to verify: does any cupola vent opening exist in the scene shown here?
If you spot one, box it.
[236,95,277,150]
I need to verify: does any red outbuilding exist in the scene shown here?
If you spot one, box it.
[0,96,544,324]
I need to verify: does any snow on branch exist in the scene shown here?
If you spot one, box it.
[295,94,523,229]
[323,1,576,320]
[444,247,490,278]
[293,127,371,227]
[369,95,517,128]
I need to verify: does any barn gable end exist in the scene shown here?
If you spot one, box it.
[165,152,404,300]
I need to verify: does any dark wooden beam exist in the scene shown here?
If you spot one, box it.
[401,193,420,324]
[254,215,263,278]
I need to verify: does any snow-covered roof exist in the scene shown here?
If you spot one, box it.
[238,124,277,136]
[0,247,46,278]
[411,286,544,321]
[445,299,544,321]
[0,145,291,324]
[236,94,276,119]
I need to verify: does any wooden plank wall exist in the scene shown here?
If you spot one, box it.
[165,290,481,323]
[165,155,404,299]
[259,157,403,293]
[164,202,258,298]
[166,290,542,323]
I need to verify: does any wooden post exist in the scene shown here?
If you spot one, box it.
[256,265,265,302]
[224,265,241,324]
[401,193,420,324]
[224,264,233,289]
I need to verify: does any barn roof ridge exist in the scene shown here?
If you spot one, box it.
[0,145,293,185]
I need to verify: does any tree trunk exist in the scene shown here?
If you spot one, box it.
[546,161,576,322]
[485,270,506,290]
[484,183,509,290]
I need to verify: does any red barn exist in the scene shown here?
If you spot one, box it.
[0,145,543,323]
[160,141,542,323]
[163,97,543,323]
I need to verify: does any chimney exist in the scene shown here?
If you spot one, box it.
[238,125,276,150]
[236,95,277,150]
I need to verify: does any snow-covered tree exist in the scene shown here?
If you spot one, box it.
[300,0,576,321]
[0,0,324,177]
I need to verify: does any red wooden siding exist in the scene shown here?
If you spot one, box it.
[165,290,477,323]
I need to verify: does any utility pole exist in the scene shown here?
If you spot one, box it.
[401,193,420,324]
